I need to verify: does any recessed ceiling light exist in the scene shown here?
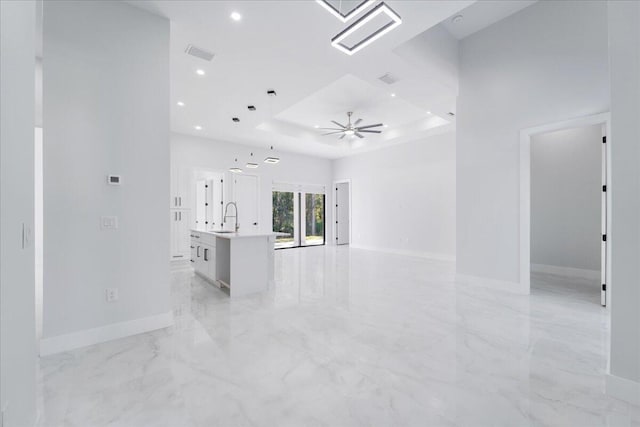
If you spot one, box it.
[247,105,256,111]
[391,93,396,97]
[230,11,242,21]
[246,163,259,169]
[177,101,185,107]
[194,125,202,130]
[195,69,205,76]
[232,117,240,123]
[229,167,243,173]
[264,157,280,164]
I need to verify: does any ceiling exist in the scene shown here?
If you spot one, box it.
[441,0,537,40]
[126,0,536,159]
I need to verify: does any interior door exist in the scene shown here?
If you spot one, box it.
[234,174,259,232]
[601,132,608,307]
[336,182,350,245]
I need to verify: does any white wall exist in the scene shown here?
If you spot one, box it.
[332,131,456,259]
[530,125,601,274]
[456,0,609,284]
[43,1,171,349]
[0,1,37,425]
[171,133,334,239]
[608,0,640,399]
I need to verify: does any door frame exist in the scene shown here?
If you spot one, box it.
[333,179,352,246]
[519,112,611,305]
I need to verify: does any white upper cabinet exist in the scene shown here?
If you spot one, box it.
[170,165,190,209]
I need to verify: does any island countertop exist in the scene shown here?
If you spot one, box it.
[191,229,289,240]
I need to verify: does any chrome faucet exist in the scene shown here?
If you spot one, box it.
[223,202,239,232]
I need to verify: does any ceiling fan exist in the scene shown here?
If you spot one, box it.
[319,112,383,139]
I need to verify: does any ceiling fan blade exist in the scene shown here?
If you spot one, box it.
[339,133,346,140]
[355,132,364,138]
[331,120,346,128]
[354,118,363,126]
[322,131,344,136]
[356,123,384,130]
[319,127,344,131]
[359,130,382,133]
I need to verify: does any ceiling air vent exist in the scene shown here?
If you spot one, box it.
[378,72,398,85]
[185,44,215,62]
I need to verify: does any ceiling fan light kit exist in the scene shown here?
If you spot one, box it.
[320,111,383,140]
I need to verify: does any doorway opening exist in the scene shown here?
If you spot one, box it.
[520,113,610,306]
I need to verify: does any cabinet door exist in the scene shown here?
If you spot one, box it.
[170,166,189,209]
[170,211,181,260]
[202,244,215,280]
[171,210,190,260]
[194,243,204,273]
[176,210,190,257]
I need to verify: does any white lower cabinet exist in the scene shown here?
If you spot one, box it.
[171,209,190,260]
[191,232,216,282]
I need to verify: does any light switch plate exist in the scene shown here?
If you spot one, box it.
[105,288,119,302]
[100,216,118,230]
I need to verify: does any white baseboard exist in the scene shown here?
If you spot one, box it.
[606,373,640,405]
[349,244,455,262]
[455,273,530,295]
[39,311,174,356]
[531,263,600,281]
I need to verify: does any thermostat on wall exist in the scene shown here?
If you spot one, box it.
[107,175,122,185]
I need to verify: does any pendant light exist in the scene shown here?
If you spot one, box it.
[264,145,280,164]
[229,158,243,174]
[246,152,259,169]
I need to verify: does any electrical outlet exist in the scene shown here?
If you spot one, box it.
[105,288,119,302]
[101,216,118,230]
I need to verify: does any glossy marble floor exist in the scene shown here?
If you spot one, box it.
[37,247,640,426]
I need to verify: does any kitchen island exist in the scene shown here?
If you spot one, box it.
[190,229,284,298]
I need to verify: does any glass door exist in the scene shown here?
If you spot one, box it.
[272,190,325,249]
[272,190,298,249]
[303,193,325,246]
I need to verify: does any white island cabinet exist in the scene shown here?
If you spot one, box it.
[190,229,283,298]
